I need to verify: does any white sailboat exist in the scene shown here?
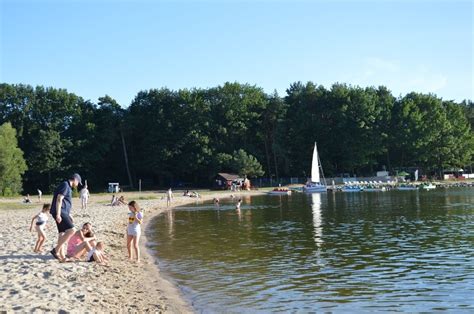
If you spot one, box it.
[303,142,327,193]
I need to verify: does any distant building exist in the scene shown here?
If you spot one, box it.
[215,173,243,190]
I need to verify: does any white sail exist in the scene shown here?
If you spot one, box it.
[304,141,327,193]
[311,142,320,183]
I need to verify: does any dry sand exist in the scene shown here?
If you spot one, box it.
[0,190,261,312]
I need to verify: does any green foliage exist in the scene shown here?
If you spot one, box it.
[231,149,265,178]
[216,149,265,177]
[0,123,27,195]
[0,82,472,191]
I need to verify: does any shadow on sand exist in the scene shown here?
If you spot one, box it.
[0,253,53,261]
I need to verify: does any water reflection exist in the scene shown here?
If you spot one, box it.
[311,193,323,248]
[148,188,474,312]
[167,210,174,238]
[236,207,242,221]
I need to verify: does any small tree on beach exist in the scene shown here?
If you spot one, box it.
[216,149,265,178]
[0,123,28,196]
[232,149,265,178]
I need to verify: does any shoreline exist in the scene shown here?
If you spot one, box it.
[140,190,267,312]
[0,189,265,312]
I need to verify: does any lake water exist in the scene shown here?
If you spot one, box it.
[147,188,474,312]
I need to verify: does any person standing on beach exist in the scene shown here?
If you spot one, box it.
[29,203,51,253]
[37,188,42,202]
[50,173,82,261]
[80,184,90,214]
[166,188,173,207]
[127,201,143,262]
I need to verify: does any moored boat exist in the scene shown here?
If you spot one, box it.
[363,186,387,192]
[420,183,436,190]
[397,185,418,191]
[340,185,364,192]
[268,188,292,195]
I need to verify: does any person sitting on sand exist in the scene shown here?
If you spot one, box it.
[117,195,127,206]
[86,241,108,265]
[23,194,32,204]
[127,201,143,262]
[110,194,118,206]
[110,195,126,206]
[66,222,96,259]
[29,204,51,253]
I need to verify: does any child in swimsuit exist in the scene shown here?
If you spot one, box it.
[29,204,51,253]
[86,242,108,265]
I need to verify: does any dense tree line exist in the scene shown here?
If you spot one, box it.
[0,82,472,193]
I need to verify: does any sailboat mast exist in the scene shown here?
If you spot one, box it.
[318,152,327,186]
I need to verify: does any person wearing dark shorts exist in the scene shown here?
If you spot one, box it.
[50,173,82,261]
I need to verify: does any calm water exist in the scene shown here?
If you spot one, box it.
[147,188,474,312]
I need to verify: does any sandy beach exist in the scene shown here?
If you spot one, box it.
[0,190,262,312]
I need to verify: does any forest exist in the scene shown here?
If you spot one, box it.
[0,82,473,194]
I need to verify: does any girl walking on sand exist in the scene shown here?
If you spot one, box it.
[127,201,143,262]
[29,204,51,253]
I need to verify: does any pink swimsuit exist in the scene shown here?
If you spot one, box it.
[67,233,83,256]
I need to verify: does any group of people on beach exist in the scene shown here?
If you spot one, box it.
[182,189,200,199]
[110,194,126,207]
[29,173,144,265]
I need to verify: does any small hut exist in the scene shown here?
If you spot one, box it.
[215,173,242,190]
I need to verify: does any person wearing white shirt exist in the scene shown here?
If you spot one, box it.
[80,185,90,213]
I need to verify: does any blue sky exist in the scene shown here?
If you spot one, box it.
[1,0,472,106]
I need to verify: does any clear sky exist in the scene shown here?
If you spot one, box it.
[1,0,472,106]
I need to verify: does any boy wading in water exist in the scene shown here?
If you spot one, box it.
[127,201,143,262]
[50,173,82,261]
